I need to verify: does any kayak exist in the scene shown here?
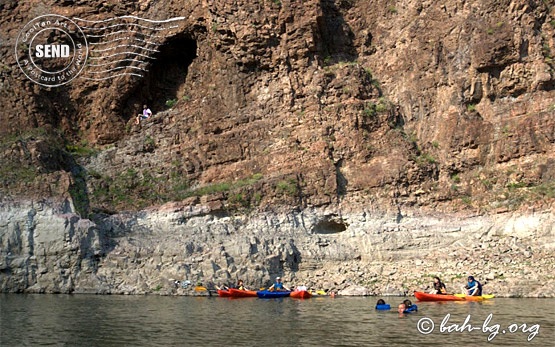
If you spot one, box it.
[228,288,258,297]
[454,293,495,301]
[218,289,231,297]
[290,290,312,299]
[414,291,465,301]
[257,290,291,298]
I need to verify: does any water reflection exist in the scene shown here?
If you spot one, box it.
[1,295,553,346]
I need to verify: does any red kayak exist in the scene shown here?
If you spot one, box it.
[228,288,258,297]
[218,289,232,297]
[290,290,312,299]
[414,291,465,301]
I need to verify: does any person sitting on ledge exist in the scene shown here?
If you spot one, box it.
[135,104,152,125]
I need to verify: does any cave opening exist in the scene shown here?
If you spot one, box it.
[126,33,197,115]
[313,219,348,234]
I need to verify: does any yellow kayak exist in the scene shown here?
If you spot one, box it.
[454,293,495,301]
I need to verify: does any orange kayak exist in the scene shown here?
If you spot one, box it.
[228,288,258,297]
[218,289,231,297]
[290,290,312,299]
[414,291,464,301]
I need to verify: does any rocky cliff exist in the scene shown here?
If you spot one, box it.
[1,0,555,295]
[2,200,554,296]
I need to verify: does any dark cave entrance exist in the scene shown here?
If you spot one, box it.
[313,219,348,234]
[125,34,197,115]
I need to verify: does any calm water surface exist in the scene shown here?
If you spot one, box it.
[1,294,553,346]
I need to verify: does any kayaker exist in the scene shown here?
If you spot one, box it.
[430,276,447,294]
[375,299,390,310]
[268,277,290,291]
[403,299,417,311]
[398,299,417,313]
[236,279,247,290]
[464,275,483,296]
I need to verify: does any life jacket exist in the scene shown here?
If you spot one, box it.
[467,280,483,295]
[475,281,483,296]
[375,304,391,310]
[434,282,447,294]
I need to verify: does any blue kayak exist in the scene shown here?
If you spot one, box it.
[257,290,291,298]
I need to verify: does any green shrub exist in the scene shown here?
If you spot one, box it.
[193,182,232,196]
[419,153,436,164]
[276,178,298,196]
[506,182,527,190]
[375,97,392,113]
[166,99,177,108]
[253,192,262,205]
[461,196,472,206]
[363,103,376,118]
[144,136,155,147]
[66,141,98,157]
[228,193,249,208]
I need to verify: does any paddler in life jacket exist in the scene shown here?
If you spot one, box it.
[236,279,247,290]
[398,299,418,314]
[465,276,483,296]
[430,276,447,294]
[268,277,290,291]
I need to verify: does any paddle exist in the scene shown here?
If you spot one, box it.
[194,285,224,297]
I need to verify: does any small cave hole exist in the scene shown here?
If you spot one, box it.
[313,219,348,234]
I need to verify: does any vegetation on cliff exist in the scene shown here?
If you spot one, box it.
[0,0,554,215]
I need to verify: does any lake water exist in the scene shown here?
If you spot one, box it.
[1,294,553,346]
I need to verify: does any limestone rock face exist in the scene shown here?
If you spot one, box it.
[0,200,103,293]
[2,200,554,297]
